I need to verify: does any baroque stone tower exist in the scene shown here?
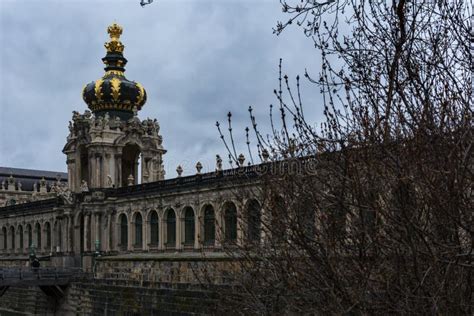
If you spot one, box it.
[63,23,166,192]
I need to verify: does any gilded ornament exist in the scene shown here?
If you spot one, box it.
[94,79,104,102]
[104,23,125,53]
[103,70,124,77]
[136,82,145,105]
[110,77,121,102]
[107,23,123,40]
[104,40,125,53]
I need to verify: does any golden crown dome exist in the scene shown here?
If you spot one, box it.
[82,23,147,119]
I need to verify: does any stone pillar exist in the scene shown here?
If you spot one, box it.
[141,156,149,184]
[107,153,115,187]
[73,214,79,253]
[143,215,148,251]
[23,226,28,253]
[66,215,72,253]
[115,220,120,251]
[135,160,139,185]
[236,206,244,247]
[130,216,136,249]
[90,213,96,251]
[65,216,70,253]
[95,155,101,188]
[102,214,108,252]
[128,216,133,251]
[51,221,57,253]
[84,213,90,252]
[109,213,115,252]
[150,157,158,182]
[95,213,101,251]
[215,210,223,248]
[195,212,200,249]
[144,217,149,251]
[103,153,110,187]
[77,151,84,193]
[116,154,122,188]
[159,217,165,250]
[176,214,183,250]
[88,154,95,188]
[67,158,76,191]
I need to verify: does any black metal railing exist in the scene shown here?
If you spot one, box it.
[0,267,82,286]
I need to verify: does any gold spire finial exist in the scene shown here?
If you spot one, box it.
[104,23,124,53]
[107,23,122,40]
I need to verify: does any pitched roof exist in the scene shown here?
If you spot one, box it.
[0,167,67,191]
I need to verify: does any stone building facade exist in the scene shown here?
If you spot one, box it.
[0,167,67,207]
[0,23,263,270]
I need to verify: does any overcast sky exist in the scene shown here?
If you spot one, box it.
[0,0,324,177]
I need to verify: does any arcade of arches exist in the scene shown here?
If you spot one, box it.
[0,199,263,255]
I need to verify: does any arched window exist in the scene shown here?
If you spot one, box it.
[134,213,143,248]
[18,225,23,250]
[149,211,159,245]
[119,214,128,248]
[27,225,32,249]
[203,205,215,245]
[35,223,41,249]
[224,202,238,242]
[166,209,176,247]
[247,200,261,242]
[122,144,141,187]
[45,222,51,249]
[184,207,195,245]
[10,226,15,250]
[79,145,90,188]
[2,227,6,250]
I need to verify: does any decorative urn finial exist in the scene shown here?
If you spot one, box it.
[82,23,147,120]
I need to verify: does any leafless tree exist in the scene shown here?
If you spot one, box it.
[211,1,472,314]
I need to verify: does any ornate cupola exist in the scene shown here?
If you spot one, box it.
[64,22,166,192]
[82,23,147,120]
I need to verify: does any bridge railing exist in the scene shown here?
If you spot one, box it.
[0,267,83,286]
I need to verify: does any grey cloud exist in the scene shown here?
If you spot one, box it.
[0,0,324,177]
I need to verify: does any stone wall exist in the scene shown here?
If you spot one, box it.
[0,281,219,316]
[0,254,236,315]
[0,285,56,315]
[94,252,235,284]
[62,280,219,315]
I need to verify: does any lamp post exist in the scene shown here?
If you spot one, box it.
[93,239,101,276]
[28,242,36,260]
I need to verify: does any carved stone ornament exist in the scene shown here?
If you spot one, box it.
[216,155,223,171]
[176,165,183,177]
[80,180,89,192]
[238,153,245,167]
[196,162,203,174]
